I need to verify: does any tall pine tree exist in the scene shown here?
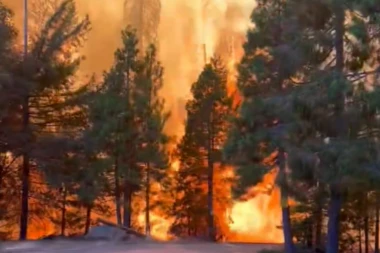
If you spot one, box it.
[87,27,170,231]
[174,57,232,240]
[134,44,170,235]
[12,0,90,239]
[225,1,380,253]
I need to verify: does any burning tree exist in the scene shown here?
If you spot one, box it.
[172,57,233,241]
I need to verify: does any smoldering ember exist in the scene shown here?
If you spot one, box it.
[0,1,379,253]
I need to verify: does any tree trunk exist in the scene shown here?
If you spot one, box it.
[84,205,92,235]
[365,213,369,253]
[207,110,215,242]
[123,53,132,229]
[326,3,344,253]
[359,224,362,253]
[123,180,132,228]
[114,155,122,225]
[60,187,67,236]
[326,189,342,253]
[375,195,379,253]
[314,204,323,250]
[333,0,344,72]
[19,96,30,240]
[145,162,151,236]
[0,164,4,195]
[207,157,214,241]
[282,205,294,253]
[278,149,294,253]
[187,211,191,236]
[306,220,312,248]
[314,182,323,250]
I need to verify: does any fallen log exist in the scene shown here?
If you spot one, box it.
[96,218,146,238]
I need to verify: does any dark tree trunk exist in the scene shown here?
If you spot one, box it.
[145,162,151,236]
[333,0,344,73]
[326,190,342,253]
[123,180,132,228]
[314,184,323,251]
[60,187,67,236]
[19,0,30,240]
[207,111,215,241]
[278,149,294,253]
[326,3,344,253]
[123,48,133,229]
[359,224,362,253]
[19,96,30,240]
[375,195,379,253]
[84,205,92,235]
[0,165,4,194]
[314,204,323,250]
[114,156,122,225]
[207,157,214,241]
[365,213,369,253]
[282,205,294,253]
[0,164,5,202]
[187,212,191,236]
[306,220,313,248]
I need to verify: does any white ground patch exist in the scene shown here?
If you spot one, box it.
[2,242,38,251]
[1,241,282,253]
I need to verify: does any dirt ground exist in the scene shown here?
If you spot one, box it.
[1,241,282,253]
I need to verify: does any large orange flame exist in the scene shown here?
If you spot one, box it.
[228,172,283,243]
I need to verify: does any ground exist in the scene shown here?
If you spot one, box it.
[1,241,282,253]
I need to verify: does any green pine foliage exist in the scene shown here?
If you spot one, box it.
[85,27,170,230]
[3,0,380,248]
[225,0,380,252]
[171,57,232,240]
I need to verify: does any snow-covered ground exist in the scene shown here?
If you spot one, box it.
[1,241,282,253]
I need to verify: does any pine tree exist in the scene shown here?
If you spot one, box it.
[87,27,170,231]
[171,122,208,237]
[288,1,380,252]
[8,0,91,239]
[134,44,170,235]
[0,7,20,237]
[0,1,19,216]
[174,57,232,240]
[0,14,20,233]
[223,0,315,251]
[97,27,140,227]
[225,0,380,252]
[73,145,114,235]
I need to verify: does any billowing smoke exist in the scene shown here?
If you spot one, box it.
[4,0,255,136]
[158,0,256,137]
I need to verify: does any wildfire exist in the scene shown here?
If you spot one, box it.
[137,213,174,241]
[3,0,285,243]
[228,172,284,243]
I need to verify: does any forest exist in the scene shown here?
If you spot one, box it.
[1,0,380,253]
